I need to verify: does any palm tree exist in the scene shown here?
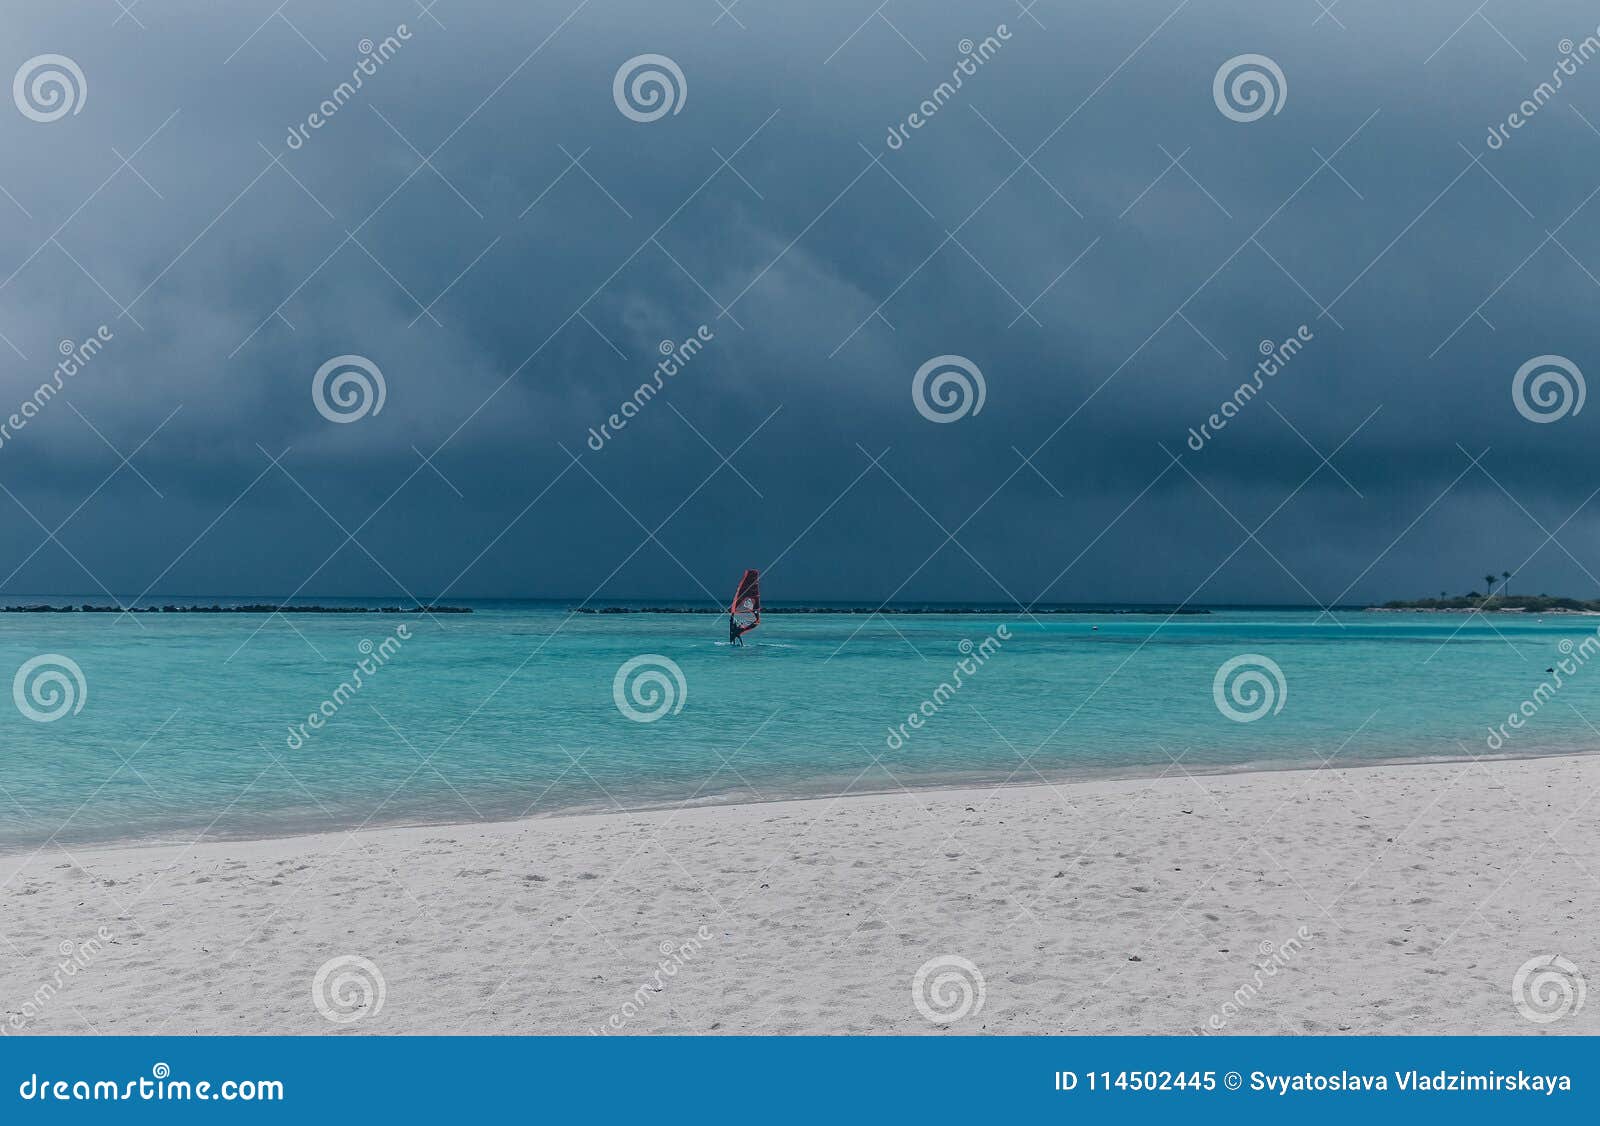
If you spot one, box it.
[1502,570,1512,596]
[1484,574,1497,600]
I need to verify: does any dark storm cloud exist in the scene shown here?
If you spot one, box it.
[2,0,1600,603]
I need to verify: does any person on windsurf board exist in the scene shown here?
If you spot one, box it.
[729,569,760,646]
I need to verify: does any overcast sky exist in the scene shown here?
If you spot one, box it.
[2,0,1599,605]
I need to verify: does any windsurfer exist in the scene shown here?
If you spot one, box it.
[728,568,760,647]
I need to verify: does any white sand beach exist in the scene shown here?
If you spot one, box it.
[2,754,1596,1035]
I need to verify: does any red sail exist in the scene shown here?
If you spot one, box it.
[730,569,760,636]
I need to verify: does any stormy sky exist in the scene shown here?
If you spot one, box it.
[3,0,1600,605]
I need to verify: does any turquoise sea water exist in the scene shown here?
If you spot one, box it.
[1,601,1597,849]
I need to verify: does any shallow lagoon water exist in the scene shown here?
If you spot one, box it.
[1,601,1594,848]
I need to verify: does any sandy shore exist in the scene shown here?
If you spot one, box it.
[2,755,1596,1035]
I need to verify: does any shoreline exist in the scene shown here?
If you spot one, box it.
[5,746,1595,859]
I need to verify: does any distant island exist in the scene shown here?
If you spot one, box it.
[1,604,471,614]
[1371,568,1600,612]
[1373,594,1600,613]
